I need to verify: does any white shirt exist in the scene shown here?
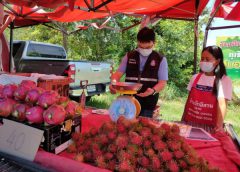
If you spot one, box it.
[187,73,232,100]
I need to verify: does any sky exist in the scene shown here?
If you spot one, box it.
[205,0,240,46]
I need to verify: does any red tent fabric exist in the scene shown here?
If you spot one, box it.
[47,0,209,22]
[4,5,50,27]
[211,0,240,21]
[225,2,240,21]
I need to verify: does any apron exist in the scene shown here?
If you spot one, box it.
[182,73,218,127]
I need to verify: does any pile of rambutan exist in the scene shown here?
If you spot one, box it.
[69,116,222,172]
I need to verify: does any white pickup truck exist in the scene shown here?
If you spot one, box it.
[12,40,112,99]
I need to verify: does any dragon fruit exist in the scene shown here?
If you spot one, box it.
[25,87,44,104]
[14,85,30,101]
[2,84,18,98]
[0,84,4,98]
[12,104,30,121]
[38,91,59,108]
[65,100,78,118]
[0,98,16,117]
[43,104,66,125]
[20,80,37,89]
[26,106,44,124]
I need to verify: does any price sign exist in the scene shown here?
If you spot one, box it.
[0,119,44,161]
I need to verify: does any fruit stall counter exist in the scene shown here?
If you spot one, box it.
[34,108,240,172]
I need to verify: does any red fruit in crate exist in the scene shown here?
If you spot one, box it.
[65,100,78,117]
[20,80,37,89]
[25,87,44,104]
[26,106,44,124]
[43,104,66,125]
[0,84,4,98]
[0,98,16,117]
[2,84,18,98]
[14,85,30,101]
[38,91,59,108]
[12,104,30,121]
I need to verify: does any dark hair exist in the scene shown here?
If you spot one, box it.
[202,45,227,97]
[137,27,155,43]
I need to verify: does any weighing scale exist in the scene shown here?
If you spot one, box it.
[109,82,142,121]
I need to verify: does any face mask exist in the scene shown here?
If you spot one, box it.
[200,61,215,73]
[138,47,153,56]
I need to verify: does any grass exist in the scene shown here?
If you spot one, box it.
[87,93,240,136]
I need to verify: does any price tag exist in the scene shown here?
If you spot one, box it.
[0,119,44,161]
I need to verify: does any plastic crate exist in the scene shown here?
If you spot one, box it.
[7,73,71,96]
[38,77,71,97]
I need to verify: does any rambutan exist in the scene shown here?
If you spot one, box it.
[168,141,181,151]
[143,139,152,149]
[136,168,148,172]
[138,117,150,127]
[107,130,117,140]
[118,160,134,172]
[71,132,80,141]
[92,149,103,159]
[189,166,200,172]
[171,124,180,134]
[138,156,150,168]
[179,160,187,168]
[101,121,116,132]
[74,153,84,162]
[115,135,128,149]
[67,143,77,153]
[77,145,89,153]
[160,150,173,162]
[118,150,132,161]
[108,159,117,171]
[137,147,144,156]
[160,123,171,132]
[117,122,126,133]
[140,127,152,138]
[152,134,162,142]
[129,131,143,145]
[98,133,108,144]
[108,144,118,153]
[168,160,179,172]
[154,140,166,151]
[89,127,98,136]
[95,156,107,169]
[104,152,114,160]
[151,156,161,170]
[84,151,93,162]
[174,150,184,159]
[145,148,156,158]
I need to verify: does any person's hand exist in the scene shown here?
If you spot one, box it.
[109,84,117,94]
[136,88,154,97]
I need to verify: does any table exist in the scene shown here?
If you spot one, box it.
[34,109,240,172]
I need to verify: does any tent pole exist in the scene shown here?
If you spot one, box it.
[9,21,14,72]
[203,0,224,48]
[193,18,198,74]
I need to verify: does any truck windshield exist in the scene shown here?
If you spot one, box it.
[27,43,66,59]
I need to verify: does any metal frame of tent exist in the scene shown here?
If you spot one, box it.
[0,0,207,75]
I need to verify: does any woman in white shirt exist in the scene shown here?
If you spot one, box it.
[182,45,232,132]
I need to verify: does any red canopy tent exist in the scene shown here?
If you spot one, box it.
[203,0,240,47]
[1,0,210,73]
[45,0,208,22]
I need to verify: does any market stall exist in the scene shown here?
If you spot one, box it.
[1,0,240,171]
